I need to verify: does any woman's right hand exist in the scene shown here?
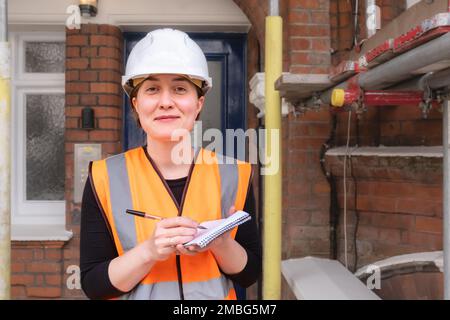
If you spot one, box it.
[144,216,199,261]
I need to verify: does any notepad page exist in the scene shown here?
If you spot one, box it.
[184,211,251,248]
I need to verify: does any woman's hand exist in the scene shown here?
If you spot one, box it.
[144,216,200,261]
[177,206,237,255]
[108,216,200,293]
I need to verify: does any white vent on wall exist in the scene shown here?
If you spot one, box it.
[249,72,290,118]
[406,0,422,9]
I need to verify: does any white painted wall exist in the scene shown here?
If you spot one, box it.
[8,0,250,32]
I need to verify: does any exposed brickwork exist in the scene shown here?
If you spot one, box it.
[276,0,333,299]
[283,109,332,255]
[326,155,443,270]
[288,0,331,74]
[63,23,123,300]
[11,242,65,299]
[326,0,444,299]
[334,105,443,148]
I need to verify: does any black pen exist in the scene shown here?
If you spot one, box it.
[126,209,207,229]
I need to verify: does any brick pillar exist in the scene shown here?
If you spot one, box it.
[64,24,123,299]
[288,0,331,74]
[280,0,332,299]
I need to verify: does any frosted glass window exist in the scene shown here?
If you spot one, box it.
[25,42,65,73]
[26,94,65,200]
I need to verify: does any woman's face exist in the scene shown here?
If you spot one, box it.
[132,74,204,142]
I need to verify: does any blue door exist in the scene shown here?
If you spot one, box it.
[122,32,248,300]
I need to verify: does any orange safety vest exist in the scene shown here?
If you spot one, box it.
[89,146,252,300]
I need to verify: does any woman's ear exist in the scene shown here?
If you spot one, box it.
[195,96,205,121]
[131,96,138,111]
[196,95,205,113]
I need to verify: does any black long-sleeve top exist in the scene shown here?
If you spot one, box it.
[80,173,261,300]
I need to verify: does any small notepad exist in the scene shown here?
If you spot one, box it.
[183,210,251,248]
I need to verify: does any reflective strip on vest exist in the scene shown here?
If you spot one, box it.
[121,274,234,300]
[106,154,136,251]
[216,154,238,219]
[104,150,240,300]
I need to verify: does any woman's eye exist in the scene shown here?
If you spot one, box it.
[145,86,158,93]
[174,86,187,94]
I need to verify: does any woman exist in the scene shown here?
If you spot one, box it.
[80,28,261,300]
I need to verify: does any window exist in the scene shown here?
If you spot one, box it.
[11,32,67,229]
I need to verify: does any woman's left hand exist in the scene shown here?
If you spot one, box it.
[175,206,236,256]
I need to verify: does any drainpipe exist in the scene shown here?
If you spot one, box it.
[263,0,282,300]
[444,98,450,300]
[0,0,10,300]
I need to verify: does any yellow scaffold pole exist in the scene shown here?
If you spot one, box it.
[263,0,282,300]
[0,0,11,300]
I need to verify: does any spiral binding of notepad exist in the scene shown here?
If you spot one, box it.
[197,214,251,248]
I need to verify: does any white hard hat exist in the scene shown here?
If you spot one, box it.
[122,28,212,97]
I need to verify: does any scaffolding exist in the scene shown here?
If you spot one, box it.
[277,1,450,299]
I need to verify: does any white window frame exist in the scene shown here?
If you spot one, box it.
[10,32,66,227]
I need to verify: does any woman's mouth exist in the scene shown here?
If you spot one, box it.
[154,115,180,122]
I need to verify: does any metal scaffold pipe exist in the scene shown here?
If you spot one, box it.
[359,32,450,90]
[302,32,450,109]
[0,0,11,300]
[263,0,282,300]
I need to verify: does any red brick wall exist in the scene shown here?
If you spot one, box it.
[378,106,442,146]
[280,0,332,299]
[282,0,333,257]
[11,242,65,299]
[326,155,442,270]
[64,24,123,299]
[288,0,331,74]
[283,110,332,257]
[281,0,444,299]
[327,1,444,298]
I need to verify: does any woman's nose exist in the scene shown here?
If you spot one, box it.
[158,89,173,109]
